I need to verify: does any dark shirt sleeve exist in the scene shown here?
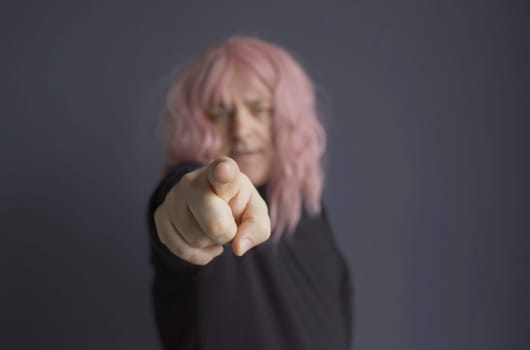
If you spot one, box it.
[147,162,203,272]
[146,162,203,350]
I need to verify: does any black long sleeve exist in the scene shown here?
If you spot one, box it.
[147,162,202,272]
[147,162,202,349]
[147,164,353,350]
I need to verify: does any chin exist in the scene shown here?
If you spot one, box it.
[242,168,267,187]
[231,154,272,186]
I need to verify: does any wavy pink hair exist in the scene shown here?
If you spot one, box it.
[160,36,326,240]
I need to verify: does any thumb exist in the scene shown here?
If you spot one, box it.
[232,191,271,256]
[207,157,241,202]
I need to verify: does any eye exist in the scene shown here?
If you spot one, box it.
[249,104,273,117]
[208,106,232,120]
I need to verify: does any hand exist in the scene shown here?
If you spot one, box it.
[153,157,271,265]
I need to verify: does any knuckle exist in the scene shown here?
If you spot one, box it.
[205,217,234,241]
[182,167,206,186]
[256,222,271,243]
[239,171,250,183]
[174,246,192,262]
[153,205,166,225]
[188,235,211,248]
[186,252,199,264]
[158,231,168,246]
[188,253,212,266]
[162,234,186,258]
[261,224,271,239]
[257,198,269,213]
[180,172,194,184]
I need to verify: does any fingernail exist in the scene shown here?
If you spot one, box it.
[239,239,252,255]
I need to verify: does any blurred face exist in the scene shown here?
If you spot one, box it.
[207,73,274,186]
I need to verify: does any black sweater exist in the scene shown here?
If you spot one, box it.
[147,164,353,350]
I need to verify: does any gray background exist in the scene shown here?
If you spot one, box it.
[2,0,529,349]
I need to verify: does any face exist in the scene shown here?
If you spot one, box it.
[207,73,274,186]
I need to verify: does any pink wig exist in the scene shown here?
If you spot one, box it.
[160,36,326,240]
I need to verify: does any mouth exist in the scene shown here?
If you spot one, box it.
[231,150,261,159]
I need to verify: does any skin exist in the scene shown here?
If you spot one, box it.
[153,74,274,265]
[210,72,274,186]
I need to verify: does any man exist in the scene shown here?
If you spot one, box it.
[148,36,352,349]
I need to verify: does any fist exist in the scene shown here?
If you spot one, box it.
[153,157,271,265]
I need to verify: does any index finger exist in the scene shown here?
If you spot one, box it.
[207,157,241,202]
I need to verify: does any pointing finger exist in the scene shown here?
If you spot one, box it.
[207,157,240,202]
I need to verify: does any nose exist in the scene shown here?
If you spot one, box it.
[230,105,253,139]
